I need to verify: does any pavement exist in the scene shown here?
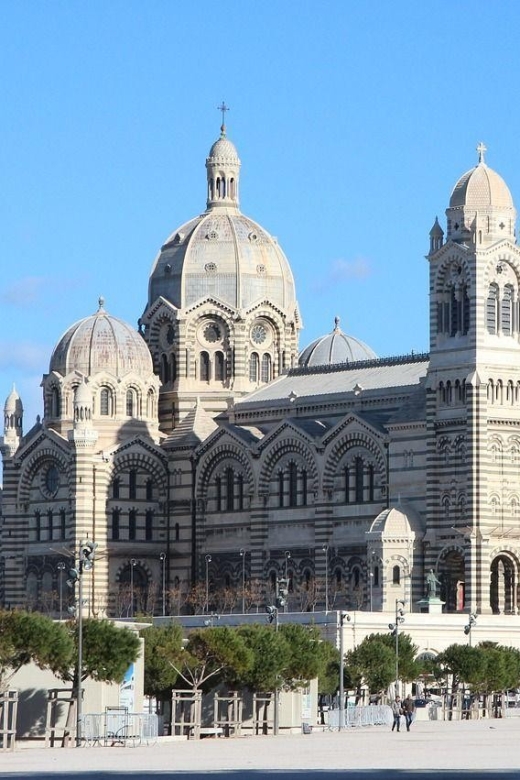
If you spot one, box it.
[1,718,520,778]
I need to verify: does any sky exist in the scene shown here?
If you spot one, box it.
[2,0,520,427]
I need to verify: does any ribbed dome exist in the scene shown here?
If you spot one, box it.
[146,126,297,315]
[369,504,424,537]
[299,317,377,368]
[450,163,513,210]
[149,212,296,312]
[50,298,153,378]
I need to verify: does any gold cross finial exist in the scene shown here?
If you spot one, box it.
[217,101,229,135]
[477,141,487,164]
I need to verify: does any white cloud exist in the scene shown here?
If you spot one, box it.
[0,341,48,372]
[0,276,48,306]
[311,256,372,294]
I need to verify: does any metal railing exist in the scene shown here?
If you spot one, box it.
[327,705,390,730]
[79,712,159,747]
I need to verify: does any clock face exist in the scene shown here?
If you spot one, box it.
[251,323,268,345]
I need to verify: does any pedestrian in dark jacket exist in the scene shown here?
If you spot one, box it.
[403,694,415,731]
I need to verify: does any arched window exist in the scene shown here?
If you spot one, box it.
[126,388,136,417]
[215,351,225,382]
[226,467,234,512]
[46,510,53,541]
[146,479,153,501]
[249,353,259,383]
[368,464,374,501]
[147,389,155,417]
[129,470,137,500]
[100,387,112,416]
[170,353,177,383]
[487,283,499,334]
[392,565,401,585]
[51,386,61,417]
[216,476,222,512]
[302,469,308,506]
[261,353,272,383]
[502,285,513,335]
[373,566,380,587]
[112,509,120,541]
[278,471,284,508]
[355,457,364,503]
[289,462,298,507]
[145,510,153,541]
[344,466,350,503]
[35,511,41,541]
[112,478,120,499]
[238,474,244,511]
[129,509,137,540]
[161,354,170,383]
[60,509,66,539]
[175,522,180,541]
[200,351,210,382]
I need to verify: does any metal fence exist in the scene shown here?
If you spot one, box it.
[80,711,159,747]
[0,691,18,751]
[327,705,390,730]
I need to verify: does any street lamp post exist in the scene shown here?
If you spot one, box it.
[283,551,291,613]
[338,610,351,731]
[66,540,97,747]
[205,554,212,614]
[57,561,66,620]
[322,544,329,613]
[159,553,166,617]
[389,599,405,697]
[239,549,246,613]
[130,559,137,618]
[266,603,280,735]
[464,613,477,646]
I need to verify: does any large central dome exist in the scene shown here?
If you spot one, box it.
[146,124,297,313]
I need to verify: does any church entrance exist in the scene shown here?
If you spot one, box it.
[490,553,517,614]
[439,550,465,612]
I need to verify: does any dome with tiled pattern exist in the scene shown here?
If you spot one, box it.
[50,298,153,378]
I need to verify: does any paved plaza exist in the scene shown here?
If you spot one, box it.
[1,718,520,778]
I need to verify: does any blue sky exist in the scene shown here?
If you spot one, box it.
[2,0,520,427]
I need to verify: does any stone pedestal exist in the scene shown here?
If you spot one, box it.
[417,596,445,614]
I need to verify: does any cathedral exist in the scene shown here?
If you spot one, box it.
[2,124,520,619]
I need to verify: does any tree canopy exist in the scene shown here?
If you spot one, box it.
[0,609,74,692]
[141,623,183,697]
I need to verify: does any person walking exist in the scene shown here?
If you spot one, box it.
[391,696,402,732]
[403,694,415,731]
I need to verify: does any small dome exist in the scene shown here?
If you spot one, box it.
[207,131,240,164]
[50,298,153,378]
[450,163,513,210]
[4,385,22,414]
[74,380,92,407]
[429,217,444,237]
[299,317,377,368]
[369,504,424,538]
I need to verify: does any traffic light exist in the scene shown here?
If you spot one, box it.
[81,540,98,570]
[276,577,288,608]
[66,567,79,588]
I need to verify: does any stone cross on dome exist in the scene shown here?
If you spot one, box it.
[217,101,229,135]
[477,141,487,164]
